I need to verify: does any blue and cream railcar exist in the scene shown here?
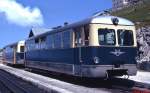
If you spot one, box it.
[3,41,25,65]
[25,16,137,78]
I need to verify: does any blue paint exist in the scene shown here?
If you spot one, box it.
[25,46,137,66]
[4,52,24,64]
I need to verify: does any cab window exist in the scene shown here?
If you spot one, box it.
[117,30,134,46]
[98,29,116,45]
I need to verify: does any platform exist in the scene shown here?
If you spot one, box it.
[0,64,114,93]
[130,70,150,84]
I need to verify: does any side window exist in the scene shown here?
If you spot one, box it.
[25,40,29,51]
[35,38,39,44]
[62,31,70,48]
[40,36,46,49]
[10,46,14,53]
[34,36,46,49]
[26,39,35,51]
[54,33,62,48]
[74,26,89,47]
[35,38,40,49]
[74,28,82,47]
[30,40,35,50]
[84,25,89,46]
[20,46,24,52]
[46,35,54,49]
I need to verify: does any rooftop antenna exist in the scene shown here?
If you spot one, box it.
[93,9,111,17]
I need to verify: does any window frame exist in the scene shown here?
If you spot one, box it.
[117,29,134,46]
[20,46,24,53]
[98,28,116,46]
[73,25,89,47]
[53,32,62,49]
[62,30,71,48]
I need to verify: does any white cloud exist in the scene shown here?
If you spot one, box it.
[0,0,44,26]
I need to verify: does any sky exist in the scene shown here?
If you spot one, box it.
[0,0,112,48]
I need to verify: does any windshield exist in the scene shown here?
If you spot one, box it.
[117,30,134,46]
[98,29,116,45]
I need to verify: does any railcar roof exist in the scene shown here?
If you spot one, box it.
[3,42,17,49]
[89,16,134,25]
[3,40,25,49]
[18,40,25,44]
[29,28,52,38]
[27,16,135,40]
[62,16,134,29]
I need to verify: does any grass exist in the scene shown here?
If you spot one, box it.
[111,0,150,24]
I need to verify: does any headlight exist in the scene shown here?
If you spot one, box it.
[94,56,99,64]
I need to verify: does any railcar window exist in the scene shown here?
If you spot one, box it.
[40,36,46,49]
[19,54,24,59]
[26,40,35,51]
[20,46,24,52]
[62,31,70,48]
[5,47,13,53]
[25,41,29,51]
[98,29,116,45]
[47,35,54,49]
[74,26,89,47]
[34,36,47,49]
[30,40,35,50]
[35,38,39,43]
[41,37,46,42]
[74,28,82,47]
[35,38,40,49]
[117,30,134,46]
[54,33,62,48]
[84,26,89,46]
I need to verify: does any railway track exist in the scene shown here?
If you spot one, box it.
[0,69,46,93]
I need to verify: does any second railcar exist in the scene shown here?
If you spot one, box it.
[3,41,25,65]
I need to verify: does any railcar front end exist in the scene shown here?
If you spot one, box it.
[74,18,137,78]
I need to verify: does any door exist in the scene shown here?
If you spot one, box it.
[73,26,89,76]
